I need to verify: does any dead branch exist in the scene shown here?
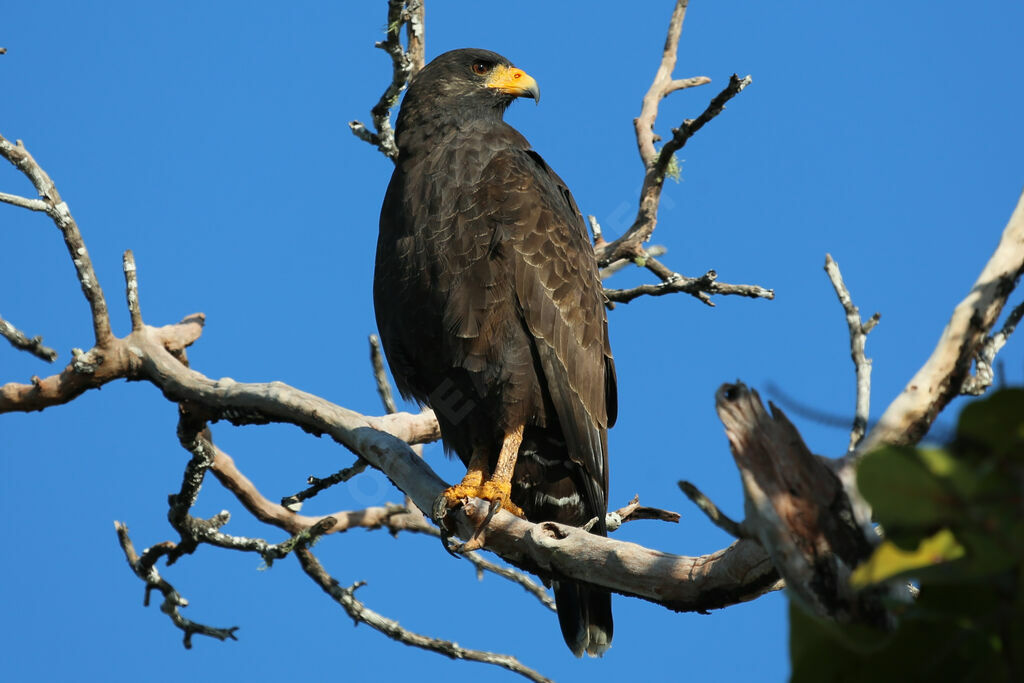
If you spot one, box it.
[606,494,681,531]
[579,2,767,306]
[280,458,371,510]
[115,522,239,648]
[295,548,552,683]
[605,268,774,306]
[633,0,707,168]
[0,314,58,362]
[678,481,746,539]
[0,134,113,347]
[349,0,425,160]
[714,382,890,627]
[594,72,752,270]
[369,334,398,413]
[0,246,779,620]
[0,223,778,613]
[856,188,1024,456]
[961,297,1024,395]
[825,254,881,453]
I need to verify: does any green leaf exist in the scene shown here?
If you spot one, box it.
[857,446,959,528]
[956,388,1024,461]
[851,529,965,588]
[916,447,979,499]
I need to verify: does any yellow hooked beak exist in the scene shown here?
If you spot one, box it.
[485,64,540,103]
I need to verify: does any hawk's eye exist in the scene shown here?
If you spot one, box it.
[471,61,491,76]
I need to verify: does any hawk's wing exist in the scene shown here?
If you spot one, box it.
[475,145,617,519]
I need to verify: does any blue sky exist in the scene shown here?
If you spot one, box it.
[2,2,1022,682]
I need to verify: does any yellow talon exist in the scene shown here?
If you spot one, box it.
[439,479,523,517]
[479,480,523,516]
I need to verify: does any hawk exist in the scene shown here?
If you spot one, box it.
[374,48,616,657]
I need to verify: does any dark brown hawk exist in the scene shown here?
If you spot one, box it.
[374,48,616,657]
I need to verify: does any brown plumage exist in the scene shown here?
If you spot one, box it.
[374,48,616,657]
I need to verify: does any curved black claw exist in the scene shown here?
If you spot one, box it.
[432,492,462,558]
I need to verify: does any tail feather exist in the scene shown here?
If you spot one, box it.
[553,581,613,657]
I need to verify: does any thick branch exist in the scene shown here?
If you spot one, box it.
[857,188,1024,455]
[715,382,888,626]
[2,303,778,609]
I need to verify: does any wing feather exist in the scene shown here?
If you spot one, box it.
[476,147,616,516]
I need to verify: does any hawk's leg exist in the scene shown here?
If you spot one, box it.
[485,423,525,517]
[434,425,525,553]
[439,447,491,503]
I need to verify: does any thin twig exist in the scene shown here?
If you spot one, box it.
[198,429,556,610]
[605,268,773,306]
[634,0,705,167]
[0,190,48,212]
[295,548,553,683]
[604,494,681,532]
[280,458,371,509]
[825,254,879,453]
[0,315,58,362]
[0,134,113,346]
[349,0,425,160]
[115,522,239,649]
[596,74,752,268]
[461,549,557,611]
[678,481,746,539]
[581,3,761,305]
[369,334,397,413]
[961,298,1024,395]
[123,250,143,332]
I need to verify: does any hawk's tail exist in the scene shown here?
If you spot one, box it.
[553,581,613,657]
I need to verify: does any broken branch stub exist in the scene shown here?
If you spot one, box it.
[714,382,891,627]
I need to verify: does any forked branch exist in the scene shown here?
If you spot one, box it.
[349,0,425,160]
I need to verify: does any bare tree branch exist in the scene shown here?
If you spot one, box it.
[0,244,779,612]
[678,481,746,539]
[114,522,239,649]
[369,333,398,413]
[295,548,553,683]
[605,267,774,306]
[0,190,49,212]
[594,72,752,270]
[195,414,557,611]
[633,0,706,168]
[280,458,371,510]
[577,2,766,307]
[961,297,1024,395]
[0,134,113,347]
[825,254,880,453]
[856,187,1024,456]
[349,0,426,160]
[714,382,891,627]
[0,314,58,362]
[605,494,681,531]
